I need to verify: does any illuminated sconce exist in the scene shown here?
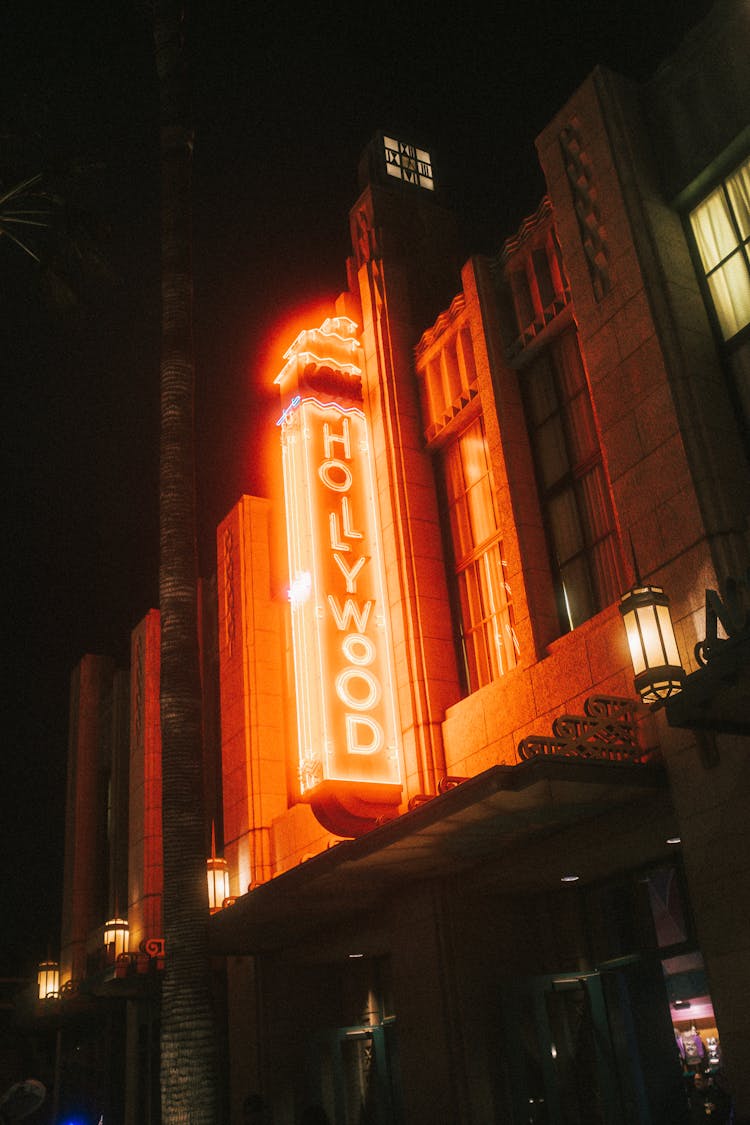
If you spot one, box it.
[103,917,129,960]
[37,960,59,1000]
[619,574,685,706]
[206,824,230,913]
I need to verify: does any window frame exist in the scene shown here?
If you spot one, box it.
[684,153,750,449]
[688,155,750,345]
[437,414,518,694]
[520,330,622,634]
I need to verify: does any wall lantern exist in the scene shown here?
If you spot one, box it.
[103,917,129,960]
[619,570,685,705]
[37,960,59,1000]
[206,825,230,913]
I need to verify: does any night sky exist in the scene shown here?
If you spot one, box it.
[2,0,713,977]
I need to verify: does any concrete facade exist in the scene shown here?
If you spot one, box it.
[212,5,749,1121]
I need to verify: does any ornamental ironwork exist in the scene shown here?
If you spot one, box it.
[559,119,611,301]
[113,938,166,979]
[141,937,165,959]
[518,695,647,762]
[695,570,750,667]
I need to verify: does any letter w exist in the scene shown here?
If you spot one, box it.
[328,596,372,633]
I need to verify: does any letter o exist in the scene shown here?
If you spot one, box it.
[319,459,352,492]
[335,667,380,711]
[342,633,375,666]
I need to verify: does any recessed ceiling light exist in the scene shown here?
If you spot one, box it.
[666,836,682,845]
[348,953,364,959]
[561,874,580,883]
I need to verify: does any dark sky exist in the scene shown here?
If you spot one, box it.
[2,0,713,977]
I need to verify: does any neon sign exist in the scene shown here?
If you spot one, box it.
[276,317,402,831]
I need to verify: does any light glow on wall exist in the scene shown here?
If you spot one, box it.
[276,318,402,805]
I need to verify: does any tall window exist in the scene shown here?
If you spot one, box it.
[689,155,750,429]
[522,331,622,632]
[689,156,750,342]
[441,416,518,691]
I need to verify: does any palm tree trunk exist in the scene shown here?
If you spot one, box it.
[153,2,218,1121]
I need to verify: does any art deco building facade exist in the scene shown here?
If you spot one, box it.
[50,2,749,1123]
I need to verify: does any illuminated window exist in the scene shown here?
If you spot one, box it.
[689,156,750,430]
[522,331,622,632]
[441,416,518,691]
[689,156,750,342]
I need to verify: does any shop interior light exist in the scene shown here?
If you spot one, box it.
[560,874,580,883]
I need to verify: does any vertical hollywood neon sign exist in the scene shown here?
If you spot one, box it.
[276,317,402,831]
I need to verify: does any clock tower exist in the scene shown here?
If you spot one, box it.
[345,134,464,802]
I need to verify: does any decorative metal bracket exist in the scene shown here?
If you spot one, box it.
[141,937,165,959]
[438,775,468,793]
[518,695,648,762]
[695,570,750,667]
[114,938,166,979]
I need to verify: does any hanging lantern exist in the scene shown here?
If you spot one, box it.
[619,581,685,705]
[207,822,230,912]
[206,823,230,918]
[37,960,59,1000]
[206,855,231,913]
[103,917,129,960]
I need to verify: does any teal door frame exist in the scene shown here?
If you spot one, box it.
[312,1020,402,1125]
[502,969,636,1125]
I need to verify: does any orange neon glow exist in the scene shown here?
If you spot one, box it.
[277,317,402,798]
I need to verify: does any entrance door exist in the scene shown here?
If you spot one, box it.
[313,1022,402,1125]
[502,964,688,1124]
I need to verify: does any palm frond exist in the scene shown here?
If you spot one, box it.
[0,173,43,207]
[0,227,41,261]
[0,163,115,305]
[1,217,52,228]
[0,170,54,262]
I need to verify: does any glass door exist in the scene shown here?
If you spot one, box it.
[503,972,621,1124]
[312,1022,402,1125]
[502,964,688,1124]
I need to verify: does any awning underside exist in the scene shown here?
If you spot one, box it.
[211,757,672,955]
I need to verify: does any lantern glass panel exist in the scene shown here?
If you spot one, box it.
[657,603,681,665]
[639,601,668,668]
[623,609,647,675]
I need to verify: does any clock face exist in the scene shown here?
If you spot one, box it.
[383,136,434,191]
